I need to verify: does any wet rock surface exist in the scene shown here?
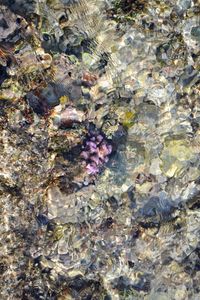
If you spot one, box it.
[1,0,200,299]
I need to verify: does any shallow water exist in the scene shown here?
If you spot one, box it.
[1,0,200,299]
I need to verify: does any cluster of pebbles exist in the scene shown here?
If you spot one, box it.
[1,0,200,299]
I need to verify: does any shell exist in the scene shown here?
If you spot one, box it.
[52,106,85,127]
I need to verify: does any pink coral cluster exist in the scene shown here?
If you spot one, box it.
[81,132,112,175]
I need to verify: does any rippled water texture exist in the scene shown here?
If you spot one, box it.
[1,0,200,299]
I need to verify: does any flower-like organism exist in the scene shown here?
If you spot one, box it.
[80,129,112,175]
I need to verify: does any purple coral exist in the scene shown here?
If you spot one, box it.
[80,131,112,175]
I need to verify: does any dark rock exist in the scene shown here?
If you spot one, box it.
[139,197,175,219]
[2,0,38,18]
[0,65,9,85]
[107,196,119,210]
[26,92,46,115]
[36,214,49,226]
[191,26,200,41]
[100,217,114,230]
[113,274,151,293]
[136,197,178,229]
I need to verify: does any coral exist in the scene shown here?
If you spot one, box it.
[81,127,112,175]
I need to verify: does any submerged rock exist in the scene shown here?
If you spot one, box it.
[52,105,85,127]
[160,137,196,178]
[191,26,200,41]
